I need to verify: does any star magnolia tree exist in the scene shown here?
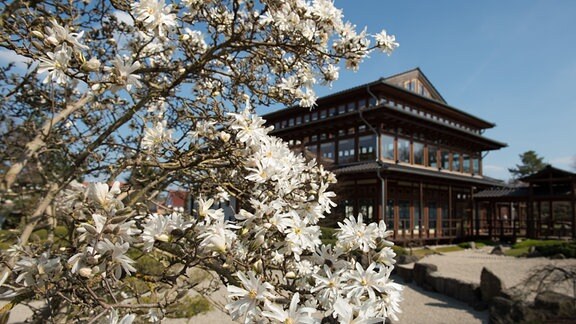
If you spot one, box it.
[0,0,402,322]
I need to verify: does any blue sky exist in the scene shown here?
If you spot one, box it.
[312,0,576,180]
[1,1,574,180]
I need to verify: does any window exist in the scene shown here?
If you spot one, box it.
[328,107,336,117]
[472,156,480,175]
[311,111,318,121]
[428,146,438,168]
[369,96,377,107]
[338,138,355,164]
[462,154,471,173]
[311,135,318,142]
[274,122,280,130]
[305,144,317,159]
[288,118,294,126]
[397,138,410,163]
[304,114,310,123]
[441,151,450,170]
[428,202,437,233]
[359,199,375,221]
[452,153,460,172]
[338,129,346,137]
[358,135,376,161]
[399,200,410,230]
[296,116,302,125]
[320,142,335,163]
[320,110,327,119]
[347,102,356,112]
[338,104,346,114]
[381,134,395,160]
[358,99,367,109]
[413,142,424,165]
[405,80,416,91]
[386,199,394,228]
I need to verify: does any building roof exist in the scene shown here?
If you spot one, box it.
[520,165,576,182]
[383,67,447,104]
[263,68,497,130]
[333,161,504,187]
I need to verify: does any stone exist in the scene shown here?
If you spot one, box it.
[412,263,437,287]
[396,254,419,265]
[469,241,476,249]
[534,290,576,318]
[480,267,505,303]
[550,253,566,259]
[490,245,504,255]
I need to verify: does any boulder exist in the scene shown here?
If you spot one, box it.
[412,263,437,288]
[490,245,504,255]
[480,267,505,303]
[396,254,419,265]
[534,290,576,318]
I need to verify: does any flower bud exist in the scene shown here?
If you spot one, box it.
[81,57,101,72]
[30,30,44,39]
[79,267,93,278]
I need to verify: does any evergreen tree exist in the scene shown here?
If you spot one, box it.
[508,150,546,179]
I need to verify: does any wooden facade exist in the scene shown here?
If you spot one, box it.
[263,68,507,243]
[474,166,576,241]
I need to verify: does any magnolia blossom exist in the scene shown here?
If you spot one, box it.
[38,44,72,84]
[141,120,173,150]
[262,293,317,324]
[132,0,177,37]
[107,55,142,92]
[226,271,276,322]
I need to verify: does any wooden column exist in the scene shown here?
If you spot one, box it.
[419,182,424,240]
[572,179,576,239]
[448,185,453,238]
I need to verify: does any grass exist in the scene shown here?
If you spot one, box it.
[166,295,212,318]
[320,226,337,246]
[505,239,569,257]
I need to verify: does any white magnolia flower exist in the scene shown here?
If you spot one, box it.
[107,55,142,92]
[38,44,72,85]
[312,265,344,308]
[44,18,89,51]
[141,213,171,251]
[141,120,173,150]
[86,181,123,211]
[96,239,136,279]
[337,214,378,252]
[344,262,386,302]
[14,252,62,287]
[105,308,136,324]
[132,0,177,37]
[374,30,399,55]
[197,197,224,220]
[226,271,275,321]
[262,293,317,324]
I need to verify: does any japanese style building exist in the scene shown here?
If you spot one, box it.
[263,68,508,243]
[474,165,576,241]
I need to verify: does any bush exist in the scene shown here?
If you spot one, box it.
[320,226,338,246]
[535,242,576,258]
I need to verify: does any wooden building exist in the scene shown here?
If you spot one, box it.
[263,68,507,243]
[474,165,576,241]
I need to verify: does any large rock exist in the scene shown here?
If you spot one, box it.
[490,245,504,255]
[428,274,480,304]
[534,290,576,318]
[480,267,505,303]
[412,263,437,288]
[396,254,419,265]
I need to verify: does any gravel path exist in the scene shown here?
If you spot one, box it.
[418,246,576,295]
